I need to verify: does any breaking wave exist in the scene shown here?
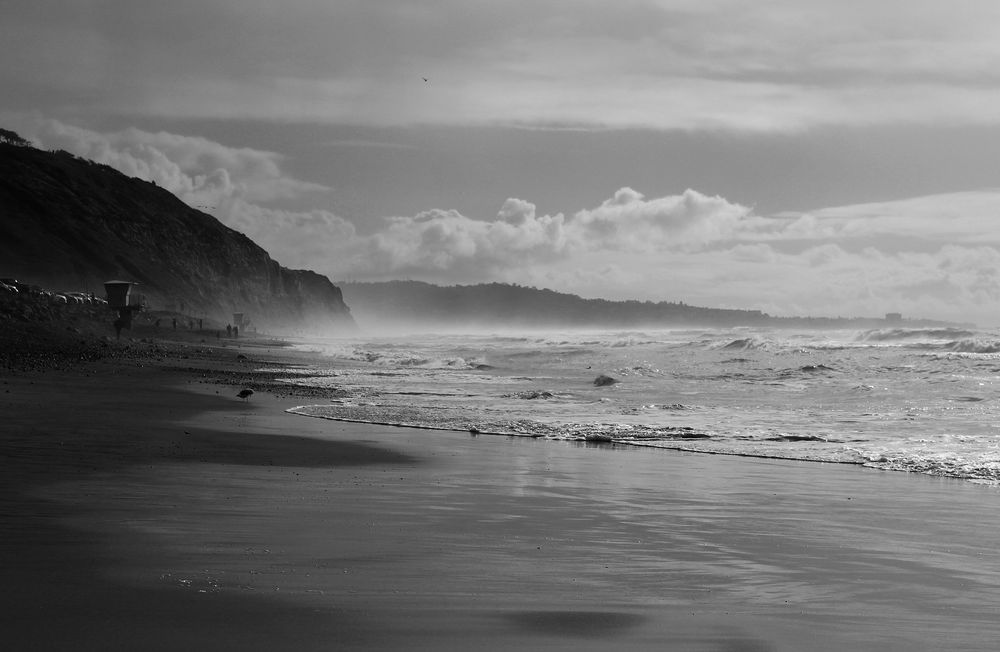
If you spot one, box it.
[718,337,771,351]
[940,339,1000,354]
[283,325,1000,485]
[858,328,976,342]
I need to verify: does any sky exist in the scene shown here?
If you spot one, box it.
[5,0,1000,325]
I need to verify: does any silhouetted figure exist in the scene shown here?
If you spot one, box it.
[234,326,239,338]
[155,318,161,328]
[226,324,232,337]
[114,317,126,340]
[198,318,203,330]
[172,318,176,330]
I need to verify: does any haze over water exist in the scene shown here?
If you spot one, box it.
[276,326,1000,485]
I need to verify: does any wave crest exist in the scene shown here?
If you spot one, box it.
[858,328,976,342]
[941,339,1000,354]
[719,337,768,351]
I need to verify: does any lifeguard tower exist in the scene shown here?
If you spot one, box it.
[104,280,143,339]
[232,312,248,336]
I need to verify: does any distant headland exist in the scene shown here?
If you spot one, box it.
[339,280,970,331]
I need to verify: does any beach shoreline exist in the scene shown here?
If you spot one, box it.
[4,332,1000,650]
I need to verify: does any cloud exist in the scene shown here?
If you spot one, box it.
[741,191,1000,264]
[321,187,752,282]
[10,115,328,209]
[8,1,1000,131]
[9,115,356,270]
[358,201,568,278]
[216,199,360,271]
[569,187,750,250]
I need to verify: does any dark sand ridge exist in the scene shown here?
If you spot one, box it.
[4,339,1000,651]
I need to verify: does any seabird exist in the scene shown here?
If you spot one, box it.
[237,389,254,401]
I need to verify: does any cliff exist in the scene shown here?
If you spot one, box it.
[0,140,354,332]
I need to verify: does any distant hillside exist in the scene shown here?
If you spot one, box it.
[0,138,354,332]
[340,281,963,330]
[340,281,771,329]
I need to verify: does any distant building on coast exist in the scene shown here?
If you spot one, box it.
[885,312,902,324]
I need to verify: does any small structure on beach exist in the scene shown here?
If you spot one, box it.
[104,280,144,339]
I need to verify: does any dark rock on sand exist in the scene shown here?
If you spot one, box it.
[593,374,618,387]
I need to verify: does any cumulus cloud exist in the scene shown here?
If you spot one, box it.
[569,187,750,250]
[328,187,752,281]
[358,201,567,278]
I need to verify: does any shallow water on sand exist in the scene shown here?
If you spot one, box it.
[41,424,1000,651]
[281,326,1000,483]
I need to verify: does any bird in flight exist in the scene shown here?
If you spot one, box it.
[422,77,428,82]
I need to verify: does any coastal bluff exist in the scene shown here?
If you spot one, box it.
[0,138,354,332]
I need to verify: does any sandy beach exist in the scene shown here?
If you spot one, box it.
[4,337,1000,651]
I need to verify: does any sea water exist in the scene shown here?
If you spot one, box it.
[276,326,1000,484]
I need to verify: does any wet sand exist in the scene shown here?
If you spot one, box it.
[4,345,1000,651]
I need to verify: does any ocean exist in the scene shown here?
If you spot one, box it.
[276,326,1000,484]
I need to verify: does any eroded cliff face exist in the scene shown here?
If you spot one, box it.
[0,142,354,332]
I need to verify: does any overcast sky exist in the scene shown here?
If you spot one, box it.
[5,0,1000,324]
